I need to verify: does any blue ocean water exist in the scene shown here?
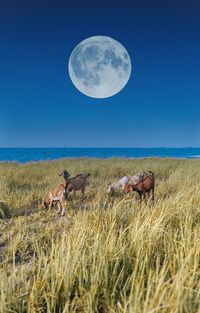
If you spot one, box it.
[0,148,200,163]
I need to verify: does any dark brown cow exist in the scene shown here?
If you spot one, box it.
[59,170,90,197]
[124,171,155,202]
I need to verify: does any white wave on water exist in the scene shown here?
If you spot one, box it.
[190,155,200,158]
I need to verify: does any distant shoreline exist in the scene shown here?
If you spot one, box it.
[0,147,200,164]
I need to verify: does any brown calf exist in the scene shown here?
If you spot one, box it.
[44,183,67,216]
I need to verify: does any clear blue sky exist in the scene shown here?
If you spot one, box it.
[1,0,200,147]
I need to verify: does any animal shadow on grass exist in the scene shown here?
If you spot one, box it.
[0,200,40,219]
[0,201,12,219]
[67,192,92,209]
[14,199,41,217]
[68,199,89,212]
[111,191,156,209]
[0,242,6,263]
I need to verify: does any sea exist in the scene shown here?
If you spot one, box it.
[0,148,200,163]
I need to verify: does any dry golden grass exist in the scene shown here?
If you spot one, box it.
[0,158,200,313]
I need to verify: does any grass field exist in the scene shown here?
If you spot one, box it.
[1,158,200,313]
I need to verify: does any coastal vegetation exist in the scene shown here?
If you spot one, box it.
[0,158,200,313]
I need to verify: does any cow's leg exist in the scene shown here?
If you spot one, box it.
[152,187,155,203]
[65,190,69,201]
[57,201,61,213]
[60,201,66,216]
[144,191,149,201]
[142,192,145,201]
[137,191,142,202]
[49,199,53,211]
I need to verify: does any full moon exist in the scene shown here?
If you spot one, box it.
[68,36,132,98]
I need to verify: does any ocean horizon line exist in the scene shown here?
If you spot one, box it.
[0,147,200,163]
[1,147,200,149]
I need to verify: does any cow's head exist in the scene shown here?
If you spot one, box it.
[59,170,70,179]
[106,183,115,195]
